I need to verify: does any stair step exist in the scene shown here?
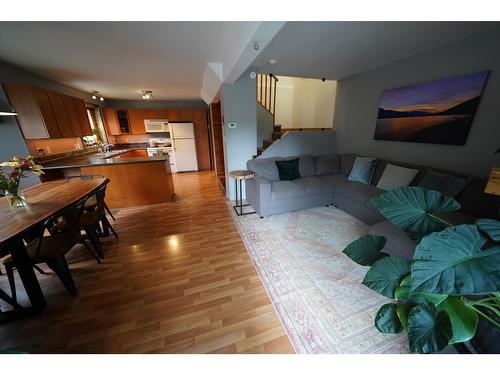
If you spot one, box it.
[263,139,274,149]
[272,131,283,140]
[256,147,264,156]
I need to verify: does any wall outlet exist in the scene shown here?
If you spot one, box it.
[228,122,237,128]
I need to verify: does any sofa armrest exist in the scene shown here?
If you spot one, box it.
[245,176,272,217]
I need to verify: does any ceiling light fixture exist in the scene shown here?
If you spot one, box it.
[0,100,17,116]
[141,90,153,100]
[91,90,104,101]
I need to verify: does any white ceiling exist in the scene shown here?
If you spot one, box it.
[0,21,497,101]
[0,21,282,100]
[252,22,499,80]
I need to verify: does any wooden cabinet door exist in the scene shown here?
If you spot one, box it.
[74,98,93,136]
[192,108,211,171]
[33,87,62,138]
[3,84,49,139]
[128,109,146,134]
[103,108,120,135]
[62,95,83,137]
[143,109,158,120]
[166,108,182,122]
[156,109,169,119]
[180,108,194,121]
[48,91,73,138]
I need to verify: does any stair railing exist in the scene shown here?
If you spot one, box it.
[257,73,278,123]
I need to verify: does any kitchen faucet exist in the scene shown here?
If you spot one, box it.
[102,143,114,153]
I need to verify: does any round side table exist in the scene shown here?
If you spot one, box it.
[229,170,257,216]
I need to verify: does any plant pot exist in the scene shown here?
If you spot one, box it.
[5,190,27,207]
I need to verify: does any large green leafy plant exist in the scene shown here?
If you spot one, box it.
[342,186,500,353]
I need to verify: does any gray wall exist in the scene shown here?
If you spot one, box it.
[105,99,207,109]
[221,68,257,200]
[260,130,338,158]
[0,60,96,187]
[334,27,500,179]
[256,103,274,148]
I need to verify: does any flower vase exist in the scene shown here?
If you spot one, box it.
[5,189,27,207]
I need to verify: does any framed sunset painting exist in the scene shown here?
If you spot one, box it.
[374,71,489,145]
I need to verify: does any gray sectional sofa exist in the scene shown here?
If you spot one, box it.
[246,153,500,259]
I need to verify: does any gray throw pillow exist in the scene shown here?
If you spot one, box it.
[314,154,340,176]
[376,164,419,191]
[348,156,377,184]
[418,170,471,197]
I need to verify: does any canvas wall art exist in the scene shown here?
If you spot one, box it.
[374,71,489,145]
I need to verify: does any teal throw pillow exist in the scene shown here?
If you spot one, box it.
[348,156,377,184]
[275,159,301,181]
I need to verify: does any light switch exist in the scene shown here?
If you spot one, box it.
[228,122,237,128]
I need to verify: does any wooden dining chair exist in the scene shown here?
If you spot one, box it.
[2,199,86,302]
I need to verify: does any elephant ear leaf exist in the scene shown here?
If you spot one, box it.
[411,224,500,295]
[370,186,460,241]
[407,302,452,353]
[437,297,478,345]
[476,219,500,242]
[362,257,411,298]
[343,234,388,266]
[375,303,402,333]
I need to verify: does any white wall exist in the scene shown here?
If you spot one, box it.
[275,76,337,129]
[221,68,257,200]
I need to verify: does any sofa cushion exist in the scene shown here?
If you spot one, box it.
[282,154,315,177]
[271,180,305,200]
[322,174,348,186]
[335,180,384,205]
[376,163,419,191]
[292,176,334,196]
[247,157,281,181]
[276,158,301,181]
[340,153,356,176]
[418,170,471,198]
[314,154,340,176]
[368,220,416,260]
[348,156,377,184]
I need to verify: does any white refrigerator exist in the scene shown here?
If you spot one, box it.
[170,122,198,172]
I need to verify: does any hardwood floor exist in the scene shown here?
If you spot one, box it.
[0,171,294,354]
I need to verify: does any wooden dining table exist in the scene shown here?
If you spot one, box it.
[0,178,107,313]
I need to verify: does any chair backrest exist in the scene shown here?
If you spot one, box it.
[79,179,110,222]
[35,198,86,259]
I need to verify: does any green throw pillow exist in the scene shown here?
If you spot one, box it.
[275,159,301,181]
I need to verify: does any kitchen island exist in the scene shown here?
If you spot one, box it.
[41,149,174,208]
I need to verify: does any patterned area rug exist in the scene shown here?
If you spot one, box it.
[229,204,409,354]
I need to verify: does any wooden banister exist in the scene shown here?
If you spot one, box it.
[256,73,278,121]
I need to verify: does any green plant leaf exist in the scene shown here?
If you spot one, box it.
[437,297,478,344]
[411,225,500,295]
[370,186,460,241]
[407,302,452,353]
[396,303,413,331]
[375,303,402,333]
[343,234,388,266]
[362,257,411,298]
[394,286,447,306]
[476,219,500,242]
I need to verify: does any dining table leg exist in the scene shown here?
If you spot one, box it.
[5,236,46,313]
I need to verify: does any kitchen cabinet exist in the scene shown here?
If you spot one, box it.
[3,84,92,139]
[166,108,183,122]
[103,108,121,135]
[73,98,93,136]
[128,109,146,134]
[156,109,169,119]
[191,108,211,171]
[143,109,159,120]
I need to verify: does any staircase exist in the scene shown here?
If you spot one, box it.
[257,125,284,156]
[256,74,283,157]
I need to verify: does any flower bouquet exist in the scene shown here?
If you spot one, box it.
[0,156,44,207]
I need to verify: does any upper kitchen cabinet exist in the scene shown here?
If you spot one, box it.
[73,98,93,136]
[128,109,146,134]
[3,84,92,139]
[103,108,121,135]
[143,109,159,120]
[166,108,183,122]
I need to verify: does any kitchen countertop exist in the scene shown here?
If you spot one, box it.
[41,149,169,170]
